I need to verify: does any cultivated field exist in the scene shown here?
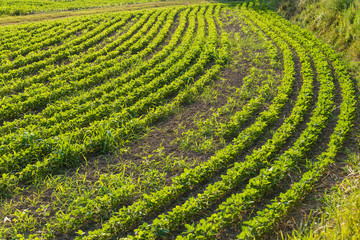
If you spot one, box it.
[0,0,183,16]
[0,1,356,239]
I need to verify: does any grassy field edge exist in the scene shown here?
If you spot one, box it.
[270,0,360,239]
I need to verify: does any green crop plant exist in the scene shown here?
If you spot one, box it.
[0,1,356,239]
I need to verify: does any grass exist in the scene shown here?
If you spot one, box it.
[273,0,360,61]
[288,152,360,240]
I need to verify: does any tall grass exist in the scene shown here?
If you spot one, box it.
[272,0,360,60]
[289,170,360,239]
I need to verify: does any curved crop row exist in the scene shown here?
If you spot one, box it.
[0,11,166,123]
[34,8,194,238]
[0,8,180,170]
[0,22,63,48]
[0,8,190,147]
[173,3,353,239]
[0,13,137,96]
[0,22,66,59]
[178,10,281,153]
[0,2,355,240]
[0,5,226,199]
[237,6,356,239]
[81,4,299,239]
[129,4,318,238]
